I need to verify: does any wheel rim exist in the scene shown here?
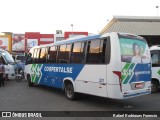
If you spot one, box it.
[66,86,73,98]
[151,83,156,92]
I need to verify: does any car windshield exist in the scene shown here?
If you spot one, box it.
[2,51,14,63]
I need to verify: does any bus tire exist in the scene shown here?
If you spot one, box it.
[151,80,158,93]
[27,75,34,87]
[65,83,77,100]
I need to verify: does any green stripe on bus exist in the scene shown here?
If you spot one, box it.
[31,64,36,82]
[31,64,43,83]
[157,69,160,76]
[121,63,131,81]
[35,64,43,83]
[122,63,135,84]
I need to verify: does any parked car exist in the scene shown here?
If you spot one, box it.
[13,55,26,63]
[0,49,15,80]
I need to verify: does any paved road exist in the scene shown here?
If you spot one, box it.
[0,80,160,119]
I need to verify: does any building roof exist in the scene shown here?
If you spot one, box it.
[100,16,160,35]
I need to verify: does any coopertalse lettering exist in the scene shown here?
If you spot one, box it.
[44,66,73,73]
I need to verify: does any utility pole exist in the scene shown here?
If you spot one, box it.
[71,24,73,37]
[156,5,159,16]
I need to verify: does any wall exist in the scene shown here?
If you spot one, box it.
[25,32,54,52]
[25,32,40,52]
[40,34,54,45]
[64,32,88,39]
[12,33,25,52]
[0,33,12,52]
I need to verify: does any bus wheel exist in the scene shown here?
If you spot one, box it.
[65,83,77,100]
[151,81,158,93]
[27,75,34,87]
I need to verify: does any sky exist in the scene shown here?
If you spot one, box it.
[0,0,160,34]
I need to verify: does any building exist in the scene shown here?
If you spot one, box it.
[54,31,88,42]
[100,16,160,46]
[0,31,89,54]
[14,31,88,53]
[25,32,54,51]
[0,32,12,52]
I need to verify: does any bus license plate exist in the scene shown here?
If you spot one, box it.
[135,83,143,88]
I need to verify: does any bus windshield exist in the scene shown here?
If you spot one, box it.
[119,35,150,63]
[2,51,14,63]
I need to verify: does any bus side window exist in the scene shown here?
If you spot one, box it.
[71,42,85,63]
[151,53,159,67]
[99,39,106,63]
[35,49,40,63]
[86,39,102,64]
[48,46,57,63]
[57,45,66,63]
[26,53,32,64]
[39,48,47,63]
[32,49,37,63]
[65,44,71,63]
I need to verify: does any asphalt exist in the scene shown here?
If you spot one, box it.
[0,79,160,119]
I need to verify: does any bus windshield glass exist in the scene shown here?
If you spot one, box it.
[119,35,150,63]
[2,51,14,63]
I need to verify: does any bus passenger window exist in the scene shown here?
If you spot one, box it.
[99,39,106,63]
[65,44,71,63]
[26,53,32,64]
[28,49,34,63]
[39,48,47,63]
[33,49,37,63]
[151,53,159,66]
[87,39,101,64]
[48,46,57,63]
[35,49,40,63]
[71,42,84,63]
[57,45,66,63]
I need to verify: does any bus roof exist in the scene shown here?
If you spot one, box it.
[150,45,160,50]
[54,34,101,46]
[30,34,101,50]
[30,32,144,50]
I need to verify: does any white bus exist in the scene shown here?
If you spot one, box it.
[0,49,15,80]
[24,32,151,100]
[150,45,160,92]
